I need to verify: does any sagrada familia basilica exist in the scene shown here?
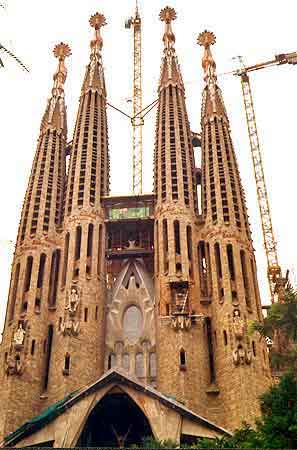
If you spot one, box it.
[0,6,271,447]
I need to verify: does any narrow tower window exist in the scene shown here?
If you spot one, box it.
[9,262,20,322]
[174,220,181,255]
[180,349,186,369]
[240,250,251,308]
[24,256,33,293]
[37,254,46,289]
[135,353,144,378]
[30,339,36,356]
[48,250,61,307]
[163,219,168,274]
[61,233,69,287]
[86,223,94,276]
[97,224,102,276]
[43,325,53,391]
[227,244,235,281]
[149,353,157,378]
[214,243,224,301]
[63,353,71,375]
[223,330,228,346]
[206,317,216,383]
[73,226,82,279]
[187,225,192,261]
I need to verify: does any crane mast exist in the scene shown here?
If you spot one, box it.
[233,52,297,301]
[125,1,144,194]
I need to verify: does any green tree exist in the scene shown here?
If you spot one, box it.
[250,284,297,372]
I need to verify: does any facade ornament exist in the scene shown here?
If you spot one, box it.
[47,43,71,127]
[170,284,192,330]
[159,7,176,51]
[61,286,81,336]
[231,309,252,366]
[87,12,106,92]
[13,323,26,347]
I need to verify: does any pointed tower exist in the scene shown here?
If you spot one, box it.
[48,13,109,402]
[154,7,210,412]
[0,43,71,437]
[197,31,271,429]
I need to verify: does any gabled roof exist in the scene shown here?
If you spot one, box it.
[3,369,231,446]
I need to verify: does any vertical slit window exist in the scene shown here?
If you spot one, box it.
[64,353,70,375]
[223,330,228,346]
[43,325,53,391]
[97,224,102,276]
[240,250,251,308]
[187,226,192,261]
[73,226,82,280]
[155,221,159,273]
[198,241,209,297]
[9,263,20,321]
[174,220,181,255]
[227,244,235,281]
[62,233,69,287]
[48,250,61,307]
[206,317,216,383]
[86,223,94,276]
[24,256,33,293]
[37,254,46,289]
[30,339,36,356]
[163,219,168,274]
[180,349,186,368]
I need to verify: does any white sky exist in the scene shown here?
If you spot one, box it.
[0,0,296,334]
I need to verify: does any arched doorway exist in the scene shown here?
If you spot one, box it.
[76,391,153,447]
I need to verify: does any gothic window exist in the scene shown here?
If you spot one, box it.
[149,353,157,378]
[135,353,144,378]
[123,306,143,342]
[122,353,130,372]
[9,262,20,322]
[107,353,116,370]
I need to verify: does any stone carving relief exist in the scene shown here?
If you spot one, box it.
[105,259,156,384]
[6,322,29,376]
[231,309,252,366]
[170,284,192,331]
[61,286,81,336]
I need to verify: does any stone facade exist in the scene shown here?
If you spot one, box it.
[0,8,272,444]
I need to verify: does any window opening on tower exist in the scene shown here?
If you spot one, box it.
[43,324,53,390]
[205,317,216,383]
[61,233,69,287]
[214,243,223,302]
[240,250,251,309]
[86,223,94,276]
[163,219,168,274]
[73,226,82,280]
[9,262,20,322]
[48,249,61,307]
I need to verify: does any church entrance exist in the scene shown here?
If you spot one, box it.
[76,391,153,447]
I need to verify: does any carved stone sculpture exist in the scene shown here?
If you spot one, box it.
[13,323,26,347]
[61,287,81,336]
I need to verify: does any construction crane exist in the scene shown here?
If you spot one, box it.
[230,52,297,302]
[125,0,144,194]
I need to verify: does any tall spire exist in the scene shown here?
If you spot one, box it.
[18,44,70,242]
[197,30,227,118]
[158,6,183,91]
[82,12,107,95]
[41,43,71,135]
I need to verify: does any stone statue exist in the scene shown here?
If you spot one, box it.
[65,287,80,316]
[174,287,188,313]
[13,323,25,346]
[232,309,244,340]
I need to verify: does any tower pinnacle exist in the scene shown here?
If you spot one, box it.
[159,6,176,51]
[52,42,71,94]
[89,12,107,54]
[197,30,217,82]
[158,7,183,91]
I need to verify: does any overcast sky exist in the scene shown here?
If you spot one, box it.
[0,0,296,333]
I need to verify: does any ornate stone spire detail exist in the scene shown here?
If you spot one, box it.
[197,31,217,82]
[158,7,183,91]
[82,12,107,94]
[41,43,71,134]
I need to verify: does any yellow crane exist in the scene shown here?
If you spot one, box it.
[231,52,297,302]
[125,0,144,194]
